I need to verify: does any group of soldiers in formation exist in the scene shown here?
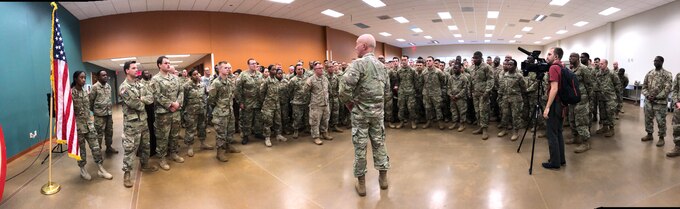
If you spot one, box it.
[68,34,678,193]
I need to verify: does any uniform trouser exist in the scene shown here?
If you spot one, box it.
[212,112,235,149]
[569,100,591,140]
[144,105,157,156]
[77,125,103,167]
[490,90,500,119]
[398,93,417,122]
[233,100,240,132]
[671,109,680,146]
[591,94,599,120]
[240,107,263,137]
[500,96,510,127]
[442,93,452,121]
[280,101,291,133]
[645,102,667,137]
[155,112,181,158]
[329,97,340,128]
[598,99,617,127]
[616,93,623,113]
[262,105,282,137]
[546,102,565,166]
[339,101,350,126]
[292,104,309,130]
[184,111,206,145]
[351,112,390,177]
[450,98,468,124]
[309,105,330,138]
[122,119,151,172]
[473,94,490,128]
[392,97,400,122]
[416,95,426,122]
[384,96,393,122]
[94,115,113,148]
[466,96,476,124]
[423,94,443,121]
[504,98,525,130]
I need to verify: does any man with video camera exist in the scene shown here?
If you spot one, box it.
[542,47,566,170]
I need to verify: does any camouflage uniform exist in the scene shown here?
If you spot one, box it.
[209,76,237,148]
[415,69,426,122]
[119,79,154,172]
[447,72,468,124]
[524,72,541,128]
[464,71,476,124]
[339,52,390,177]
[290,75,310,132]
[89,82,113,149]
[307,74,330,139]
[568,64,594,140]
[470,63,495,128]
[383,67,394,123]
[671,73,680,147]
[587,66,600,121]
[490,66,502,121]
[327,72,341,129]
[642,68,672,137]
[260,77,284,137]
[595,68,622,129]
[182,81,207,145]
[72,88,104,167]
[497,70,510,128]
[501,71,526,130]
[278,77,292,134]
[236,70,264,138]
[397,66,417,122]
[617,73,629,113]
[150,73,184,158]
[422,67,447,121]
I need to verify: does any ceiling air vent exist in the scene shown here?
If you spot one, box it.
[461,7,474,12]
[354,23,370,29]
[519,19,530,23]
[377,15,391,20]
[549,13,564,18]
[432,19,443,23]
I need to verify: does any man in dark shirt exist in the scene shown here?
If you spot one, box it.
[543,47,566,170]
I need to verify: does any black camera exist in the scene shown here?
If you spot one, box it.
[518,47,550,77]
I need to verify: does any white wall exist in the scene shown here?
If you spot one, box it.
[402,44,544,63]
[544,0,680,84]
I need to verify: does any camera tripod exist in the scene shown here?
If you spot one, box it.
[516,73,544,175]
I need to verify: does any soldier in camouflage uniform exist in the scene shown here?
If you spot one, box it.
[497,59,510,130]
[497,59,526,141]
[260,67,288,147]
[276,69,293,135]
[447,62,468,132]
[422,56,448,129]
[414,61,427,123]
[237,58,265,145]
[383,61,394,128]
[641,56,672,146]
[209,62,242,162]
[290,65,310,139]
[150,57,185,170]
[490,57,502,123]
[470,51,495,140]
[667,71,680,157]
[591,57,602,122]
[89,69,118,154]
[564,53,595,153]
[594,59,622,137]
[119,61,158,187]
[183,69,214,157]
[616,68,629,117]
[339,34,390,196]
[396,55,418,129]
[327,62,343,132]
[307,63,332,145]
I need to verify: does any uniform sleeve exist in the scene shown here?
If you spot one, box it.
[182,83,190,110]
[141,84,154,105]
[120,86,145,112]
[447,75,455,97]
[235,77,244,105]
[208,82,218,107]
[641,72,650,96]
[659,72,673,99]
[176,80,185,108]
[485,67,495,93]
[339,62,360,105]
[611,73,621,98]
[519,74,527,94]
[582,68,595,98]
[526,74,538,92]
[260,80,269,99]
[673,74,680,102]
[89,85,97,112]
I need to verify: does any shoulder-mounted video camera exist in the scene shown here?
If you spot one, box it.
[518,47,550,77]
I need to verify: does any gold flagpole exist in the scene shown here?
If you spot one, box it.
[42,1,61,195]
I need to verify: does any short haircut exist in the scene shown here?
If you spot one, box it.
[217,61,229,66]
[581,52,590,59]
[594,57,600,62]
[656,56,665,62]
[416,60,425,64]
[123,61,137,73]
[313,62,323,68]
[392,57,399,60]
[509,59,518,67]
[188,68,199,77]
[247,58,256,65]
[97,69,107,76]
[156,56,168,68]
[473,51,483,58]
[552,47,564,59]
[402,55,409,59]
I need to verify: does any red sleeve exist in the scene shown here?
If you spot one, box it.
[548,65,561,83]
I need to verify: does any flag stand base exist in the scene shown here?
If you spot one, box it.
[41,181,60,195]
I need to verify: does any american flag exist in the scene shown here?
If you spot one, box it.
[51,9,80,160]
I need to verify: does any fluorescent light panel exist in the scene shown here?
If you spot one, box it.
[393,16,409,23]
[321,9,344,18]
[534,41,542,44]
[379,32,392,37]
[396,39,406,42]
[522,27,533,32]
[424,36,432,39]
[485,34,492,38]
[599,7,620,16]
[458,40,464,43]
[453,34,462,38]
[269,0,295,4]
[484,40,490,43]
[533,15,546,21]
[486,25,495,30]
[411,28,423,33]
[487,11,499,18]
[574,21,589,27]
[556,30,568,34]
[543,36,552,40]
[514,34,522,38]
[111,57,136,61]
[438,12,452,19]
[408,42,416,46]
[166,54,190,58]
[448,25,458,30]
[362,0,386,8]
[549,0,569,6]
[509,40,516,43]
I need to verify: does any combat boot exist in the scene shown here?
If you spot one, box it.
[498,123,505,129]
[438,121,445,130]
[510,130,519,141]
[159,157,170,170]
[241,135,250,145]
[97,163,113,180]
[457,124,466,132]
[187,147,194,157]
[123,171,132,188]
[355,175,366,196]
[141,162,158,172]
[448,123,458,130]
[200,140,214,150]
[388,122,396,129]
[106,146,119,154]
[216,148,229,162]
[482,128,489,140]
[472,127,482,135]
[411,121,417,129]
[264,137,272,147]
[395,122,403,129]
[313,137,323,145]
[226,144,241,153]
[379,170,388,190]
[596,126,607,134]
[656,137,665,147]
[666,146,680,157]
[292,131,299,139]
[80,166,91,180]
[574,136,591,153]
[604,126,615,137]
[322,132,334,140]
[497,129,507,137]
[332,125,344,132]
[170,153,185,163]
[276,134,288,142]
[421,120,431,129]
[641,133,653,141]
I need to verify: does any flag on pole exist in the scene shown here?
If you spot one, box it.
[51,7,80,160]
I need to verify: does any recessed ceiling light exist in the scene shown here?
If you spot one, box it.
[453,34,462,38]
[534,41,542,44]
[509,40,516,43]
[362,0,386,8]
[486,25,495,30]
[438,12,452,20]
[322,9,344,18]
[458,40,464,43]
[424,35,432,39]
[522,27,533,32]
[379,32,392,37]
[549,0,569,6]
[484,40,490,43]
[396,38,406,42]
[269,0,295,4]
[166,54,190,58]
[487,11,499,18]
[485,34,492,38]
[543,36,552,40]
[533,14,547,21]
[411,28,423,33]
[393,16,409,23]
[573,21,589,27]
[111,57,136,61]
[514,34,523,38]
[556,30,568,34]
[169,61,183,63]
[448,25,458,30]
[599,7,620,16]
[408,42,416,46]
[119,64,124,66]
[432,40,440,44]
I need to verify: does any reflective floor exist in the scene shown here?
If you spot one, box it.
[2,102,680,209]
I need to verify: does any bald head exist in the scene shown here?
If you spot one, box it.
[599,59,609,70]
[355,34,376,58]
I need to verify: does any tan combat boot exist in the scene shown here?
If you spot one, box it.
[170,153,185,163]
[292,130,299,139]
[472,127,482,135]
[448,123,458,130]
[497,129,507,137]
[482,128,489,140]
[123,171,132,188]
[421,120,431,129]
[332,125,344,132]
[666,146,680,157]
[141,162,159,172]
[322,132,334,140]
[604,126,615,137]
[510,130,519,141]
[216,148,229,162]
[657,137,665,147]
[187,147,194,157]
[438,121,445,130]
[97,163,113,180]
[411,121,417,129]
[159,157,170,170]
[395,122,403,129]
[574,136,591,153]
[200,140,215,150]
[313,137,323,145]
[356,175,366,196]
[379,170,388,190]
[226,144,241,153]
[264,137,272,147]
[457,124,466,132]
[641,133,653,141]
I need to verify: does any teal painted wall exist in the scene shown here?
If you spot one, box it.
[0,2,87,158]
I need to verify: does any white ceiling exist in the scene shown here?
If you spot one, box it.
[88,54,208,71]
[60,0,674,47]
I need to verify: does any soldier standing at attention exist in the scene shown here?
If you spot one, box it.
[641,56,672,146]
[667,70,680,157]
[566,53,595,153]
[119,61,158,187]
[470,51,495,140]
[276,69,293,135]
[340,34,390,197]
[89,69,118,154]
[183,69,214,157]
[237,58,265,145]
[447,62,468,132]
[422,56,448,129]
[209,61,242,162]
[260,66,288,147]
[327,62,344,133]
[616,68,629,117]
[594,59,621,138]
[150,56,185,170]
[498,59,526,141]
[307,62,332,145]
[290,65,310,139]
[396,55,418,129]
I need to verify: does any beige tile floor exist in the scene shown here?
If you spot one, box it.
[1,103,680,209]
